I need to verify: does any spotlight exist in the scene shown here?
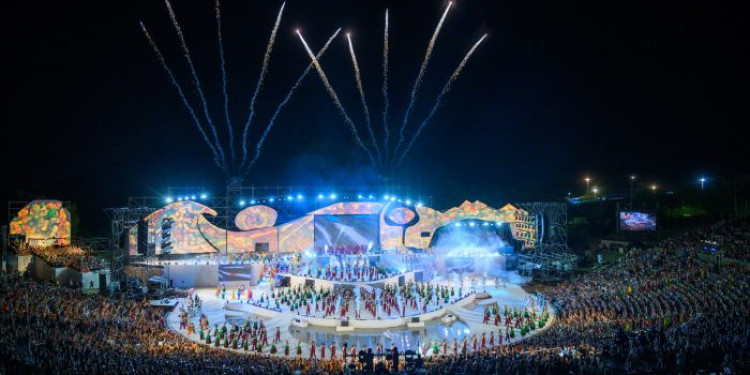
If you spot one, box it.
[190,195,197,200]
[239,200,246,206]
[405,199,412,205]
[469,222,476,227]
[177,197,183,201]
[297,194,303,200]
[165,197,174,203]
[416,202,423,208]
[287,195,294,201]
[250,199,256,205]
[269,197,275,203]
[200,193,207,200]
[390,197,396,201]
[317,194,324,200]
[357,194,364,199]
[329,193,337,200]
[368,195,374,199]
[384,194,389,200]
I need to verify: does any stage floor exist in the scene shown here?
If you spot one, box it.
[166,279,554,357]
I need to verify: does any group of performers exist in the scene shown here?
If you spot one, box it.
[315,244,370,256]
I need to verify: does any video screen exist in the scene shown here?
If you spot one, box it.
[619,211,657,231]
[313,214,378,248]
[218,265,253,282]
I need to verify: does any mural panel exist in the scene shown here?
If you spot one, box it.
[138,200,536,254]
[10,200,71,246]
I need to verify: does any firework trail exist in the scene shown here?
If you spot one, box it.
[382,9,391,165]
[140,22,224,172]
[297,30,378,169]
[347,33,381,167]
[164,0,226,168]
[393,1,452,158]
[215,0,235,167]
[240,2,285,170]
[396,34,487,168]
[246,28,341,170]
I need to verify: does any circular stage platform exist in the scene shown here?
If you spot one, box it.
[166,276,554,358]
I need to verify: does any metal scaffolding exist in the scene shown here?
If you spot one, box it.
[516,202,577,279]
[103,199,155,288]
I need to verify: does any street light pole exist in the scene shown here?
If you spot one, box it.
[630,176,636,205]
[698,177,707,225]
[585,177,591,195]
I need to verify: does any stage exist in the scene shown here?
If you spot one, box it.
[165,277,554,357]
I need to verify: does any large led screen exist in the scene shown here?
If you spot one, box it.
[619,211,657,231]
[313,214,379,248]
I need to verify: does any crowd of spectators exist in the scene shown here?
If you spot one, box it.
[537,244,749,373]
[662,218,750,261]
[2,235,749,374]
[13,243,107,271]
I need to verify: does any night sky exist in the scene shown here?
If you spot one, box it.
[3,0,748,234]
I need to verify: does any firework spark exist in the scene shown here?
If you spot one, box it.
[347,33,381,167]
[140,22,224,172]
[247,28,342,170]
[396,34,488,167]
[215,0,234,166]
[393,1,453,158]
[240,2,286,170]
[164,0,226,169]
[297,30,378,169]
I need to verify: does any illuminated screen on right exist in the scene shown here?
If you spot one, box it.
[619,211,657,231]
[314,214,379,248]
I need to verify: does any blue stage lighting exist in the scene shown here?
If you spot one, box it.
[269,197,275,203]
[177,197,183,201]
[368,195,374,199]
[297,194,303,200]
[287,195,294,201]
[250,199,256,205]
[357,194,364,199]
[329,193,337,200]
[165,197,174,203]
[317,194,324,200]
[416,202,423,208]
[190,195,196,200]
[390,197,396,201]
[405,199,412,205]
[239,200,246,206]
[200,193,207,200]
[469,222,476,227]
[384,194,389,200]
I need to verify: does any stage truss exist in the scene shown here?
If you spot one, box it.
[104,199,156,288]
[516,202,577,279]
